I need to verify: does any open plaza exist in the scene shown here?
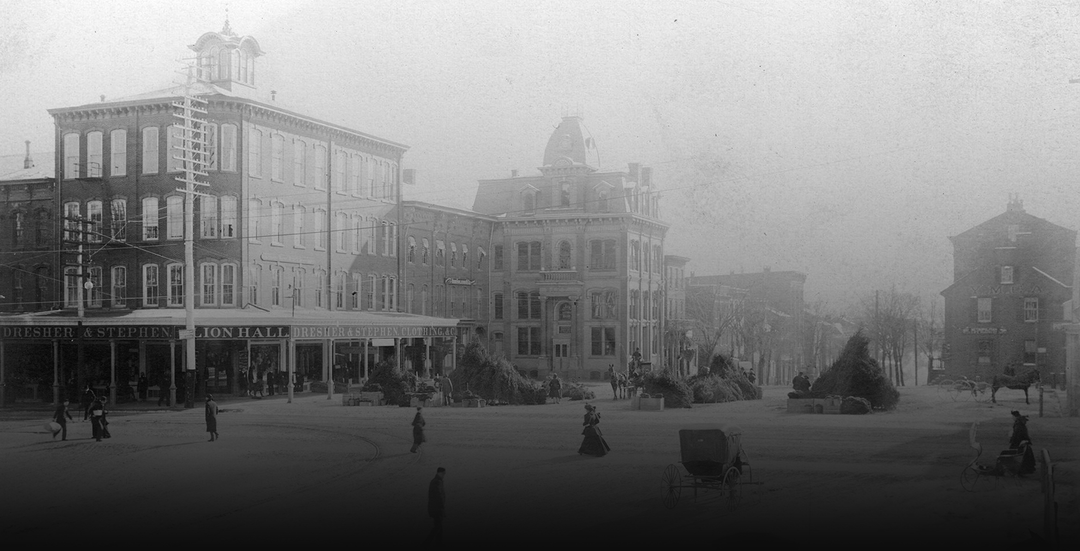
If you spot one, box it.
[0,383,1075,546]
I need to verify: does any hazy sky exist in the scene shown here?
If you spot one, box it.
[4,0,1080,313]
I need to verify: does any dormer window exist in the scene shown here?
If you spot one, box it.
[1001,266,1014,284]
[521,189,537,214]
[560,181,571,207]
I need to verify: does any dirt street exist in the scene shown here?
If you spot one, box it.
[1,384,1076,547]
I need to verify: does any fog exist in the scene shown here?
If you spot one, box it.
[5,0,1080,313]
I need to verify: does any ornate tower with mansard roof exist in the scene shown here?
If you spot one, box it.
[464,116,670,380]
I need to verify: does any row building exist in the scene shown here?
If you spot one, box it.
[0,23,684,405]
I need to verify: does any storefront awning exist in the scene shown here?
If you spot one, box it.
[0,308,464,341]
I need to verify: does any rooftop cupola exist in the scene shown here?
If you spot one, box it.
[189,20,265,91]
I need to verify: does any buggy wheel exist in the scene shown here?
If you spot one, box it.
[723,467,741,511]
[661,464,682,509]
[949,382,973,401]
[960,465,981,491]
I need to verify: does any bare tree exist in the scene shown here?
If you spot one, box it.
[861,287,920,386]
[917,298,943,385]
[683,284,742,369]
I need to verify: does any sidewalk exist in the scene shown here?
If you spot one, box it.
[0,389,313,418]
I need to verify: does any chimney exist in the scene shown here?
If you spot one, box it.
[271,90,277,101]
[511,169,519,178]
[641,167,652,187]
[402,168,416,185]
[1007,193,1024,213]
[23,140,33,169]
[100,95,105,102]
[628,163,640,183]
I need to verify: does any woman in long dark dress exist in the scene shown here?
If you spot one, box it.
[410,407,426,453]
[578,404,611,457]
[1008,410,1036,475]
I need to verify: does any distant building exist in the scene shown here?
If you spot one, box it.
[0,143,57,313]
[940,197,1074,381]
[686,268,806,384]
[663,255,693,376]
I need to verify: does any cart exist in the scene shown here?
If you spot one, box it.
[661,427,756,510]
[960,422,1036,491]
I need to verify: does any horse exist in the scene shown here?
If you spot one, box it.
[615,372,628,399]
[990,368,1041,404]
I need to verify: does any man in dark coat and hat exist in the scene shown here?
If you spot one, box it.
[410,407,426,453]
[205,394,219,442]
[423,467,446,544]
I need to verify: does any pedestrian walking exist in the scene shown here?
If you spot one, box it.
[549,373,562,404]
[578,403,611,457]
[439,375,454,406]
[137,374,148,401]
[607,365,619,399]
[52,400,73,440]
[80,384,96,412]
[252,372,264,399]
[410,407,426,453]
[156,374,169,406]
[85,395,107,441]
[205,394,219,442]
[423,467,446,545]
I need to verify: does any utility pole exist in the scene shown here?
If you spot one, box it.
[64,215,93,403]
[172,71,210,409]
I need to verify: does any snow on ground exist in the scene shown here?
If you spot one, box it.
[0,383,1076,546]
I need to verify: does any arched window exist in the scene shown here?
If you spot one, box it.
[218,49,230,80]
[558,241,572,270]
[558,302,572,321]
[34,210,50,247]
[560,181,571,206]
[208,47,220,80]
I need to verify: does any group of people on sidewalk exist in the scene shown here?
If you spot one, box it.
[48,389,220,443]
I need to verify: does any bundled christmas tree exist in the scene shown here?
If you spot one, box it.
[686,354,763,404]
[809,330,899,410]
[450,342,547,405]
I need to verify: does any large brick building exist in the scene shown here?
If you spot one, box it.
[940,197,1074,381]
[469,115,670,380]
[0,24,461,405]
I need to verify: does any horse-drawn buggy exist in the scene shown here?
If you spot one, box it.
[661,426,757,510]
[937,367,1041,404]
